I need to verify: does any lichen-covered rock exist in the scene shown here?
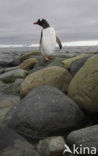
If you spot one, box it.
[20,66,72,98]
[68,55,98,112]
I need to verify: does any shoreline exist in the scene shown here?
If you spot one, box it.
[0,45,98,62]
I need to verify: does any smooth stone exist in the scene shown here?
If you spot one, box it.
[68,55,98,112]
[0,69,28,83]
[37,136,65,156]
[67,125,98,155]
[21,56,44,73]
[8,86,84,142]
[6,59,21,67]
[3,66,20,72]
[20,66,72,98]
[20,58,38,70]
[70,55,91,76]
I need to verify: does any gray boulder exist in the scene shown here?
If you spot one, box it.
[8,86,84,141]
[0,69,28,83]
[0,127,40,156]
[67,125,98,155]
[6,59,21,67]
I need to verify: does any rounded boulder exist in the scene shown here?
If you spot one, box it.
[20,66,72,97]
[68,55,98,112]
[8,86,84,141]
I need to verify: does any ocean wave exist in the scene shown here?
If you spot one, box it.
[0,44,39,48]
[0,40,98,48]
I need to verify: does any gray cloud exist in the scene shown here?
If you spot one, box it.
[0,0,98,44]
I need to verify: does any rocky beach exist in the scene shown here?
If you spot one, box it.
[0,48,98,156]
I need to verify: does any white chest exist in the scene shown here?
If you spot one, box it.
[40,27,56,56]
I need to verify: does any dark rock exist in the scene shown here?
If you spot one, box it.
[70,55,91,76]
[0,61,8,67]
[6,59,21,67]
[8,86,84,142]
[0,127,40,156]
[62,54,89,69]
[0,68,4,74]
[67,125,98,155]
[85,113,98,126]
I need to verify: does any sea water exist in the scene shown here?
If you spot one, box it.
[0,40,98,61]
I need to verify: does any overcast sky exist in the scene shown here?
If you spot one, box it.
[0,0,98,44]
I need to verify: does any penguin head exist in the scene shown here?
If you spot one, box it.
[34,19,50,29]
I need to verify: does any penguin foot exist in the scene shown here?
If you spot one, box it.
[44,56,53,61]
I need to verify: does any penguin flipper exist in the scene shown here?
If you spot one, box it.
[56,36,62,49]
[39,30,43,51]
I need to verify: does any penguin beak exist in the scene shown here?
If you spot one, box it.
[33,21,38,24]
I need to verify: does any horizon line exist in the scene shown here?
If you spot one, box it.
[0,40,98,48]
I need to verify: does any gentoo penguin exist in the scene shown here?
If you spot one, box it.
[34,19,62,60]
